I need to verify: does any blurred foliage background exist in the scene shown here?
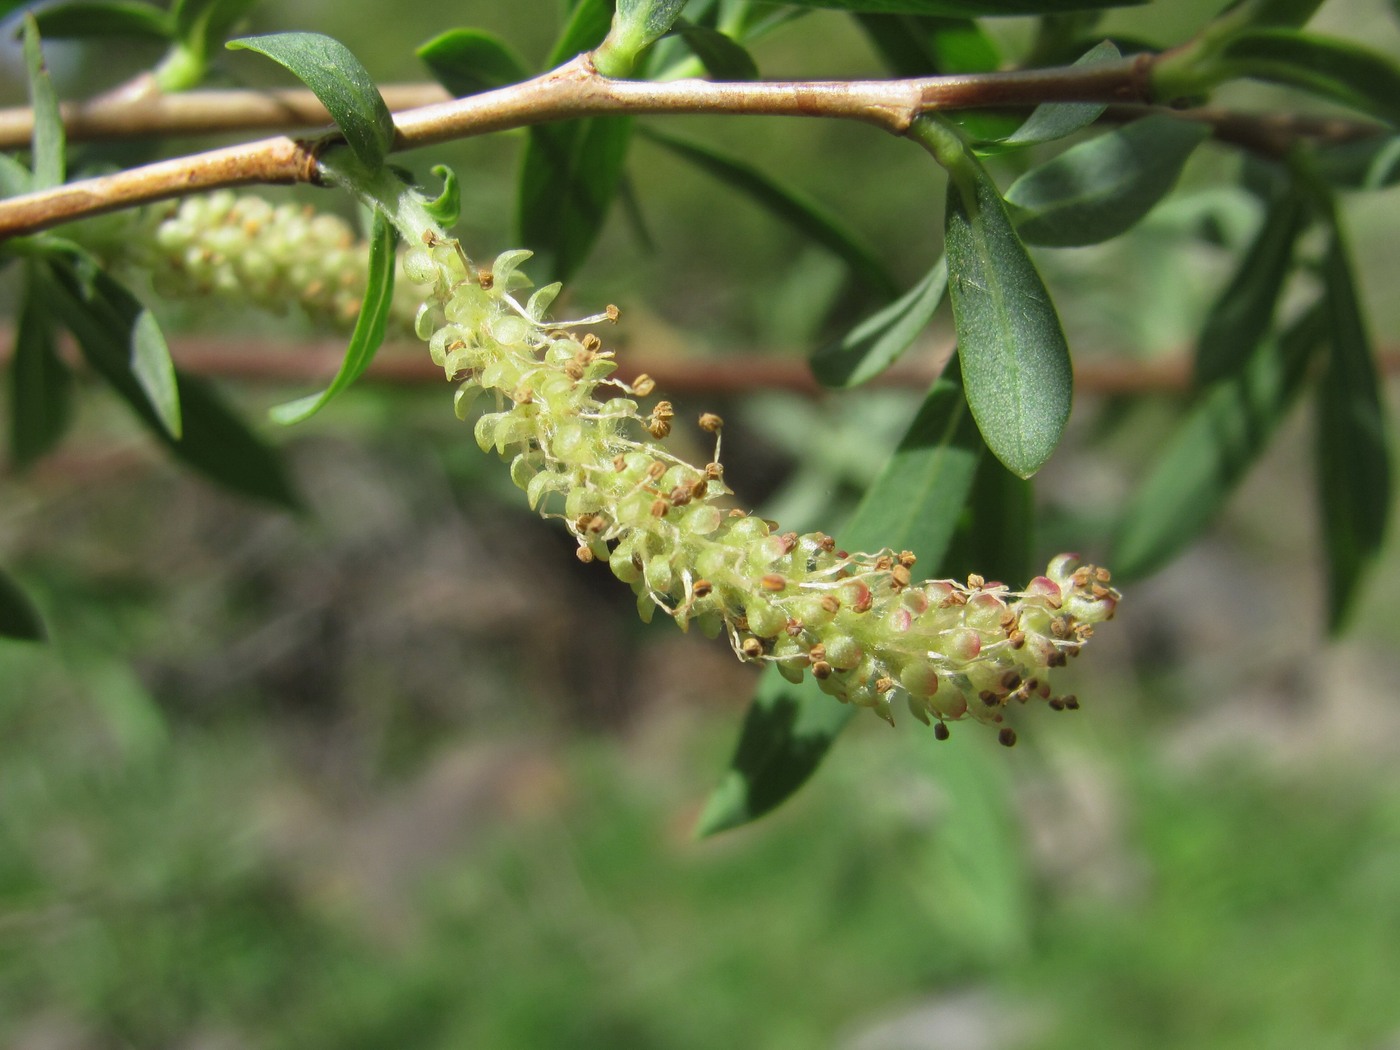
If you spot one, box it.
[2,0,1400,1047]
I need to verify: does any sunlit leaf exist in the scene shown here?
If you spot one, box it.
[1002,39,1120,146]
[698,360,984,835]
[418,28,529,97]
[640,126,900,298]
[22,16,64,191]
[946,163,1072,478]
[228,32,395,172]
[1113,304,1326,581]
[1006,115,1212,246]
[810,256,947,388]
[1315,228,1391,631]
[270,211,396,425]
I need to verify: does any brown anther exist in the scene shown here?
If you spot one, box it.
[1063,694,1080,710]
[1072,567,1093,588]
[762,519,781,531]
[785,618,804,637]
[934,722,951,741]
[1047,650,1068,668]
[565,361,586,380]
[646,462,666,479]
[706,463,725,480]
[1091,584,1112,600]
[650,498,669,518]
[478,270,494,290]
[632,374,656,396]
[727,508,746,517]
[999,610,1018,630]
[693,579,714,599]
[875,677,895,694]
[1036,680,1051,699]
[575,546,594,564]
[581,333,602,353]
[1008,630,1026,649]
[514,387,534,404]
[689,479,709,500]
[808,643,827,661]
[669,486,692,507]
[605,304,621,323]
[647,419,672,439]
[613,454,627,472]
[1000,671,1022,691]
[875,555,894,572]
[1094,567,1112,584]
[421,230,438,246]
[1025,679,1040,694]
[891,565,912,590]
[698,412,723,432]
[852,590,873,614]
[734,615,750,632]
[998,727,1018,748]
[779,532,799,554]
[943,590,968,607]
[980,690,999,707]
[817,534,836,553]
[820,595,841,615]
[760,574,787,593]
[811,659,833,680]
[586,515,608,533]
[967,573,985,591]
[740,637,763,660]
[1048,697,1066,711]
[1050,617,1070,638]
[898,550,917,568]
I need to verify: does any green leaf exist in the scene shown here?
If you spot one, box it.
[1313,135,1400,190]
[1220,0,1326,30]
[0,153,32,199]
[1220,30,1400,126]
[33,0,173,40]
[48,261,298,507]
[670,21,759,79]
[945,162,1072,478]
[1006,115,1212,246]
[417,28,529,97]
[940,439,1034,585]
[0,567,46,642]
[174,0,257,41]
[270,211,396,425]
[605,0,690,68]
[1315,229,1391,631]
[1002,39,1120,146]
[697,360,984,835]
[754,0,1143,14]
[641,126,900,298]
[130,307,182,439]
[228,32,395,172]
[548,0,615,65]
[1194,187,1309,385]
[1113,304,1326,580]
[22,15,65,191]
[9,264,73,469]
[856,14,1000,75]
[810,256,948,388]
[423,164,460,227]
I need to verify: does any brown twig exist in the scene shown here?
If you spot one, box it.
[0,53,1158,241]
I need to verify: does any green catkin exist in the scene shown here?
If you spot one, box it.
[402,232,1121,743]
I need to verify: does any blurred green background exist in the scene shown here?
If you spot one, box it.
[3,0,1400,1047]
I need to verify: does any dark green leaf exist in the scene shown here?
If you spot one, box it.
[1220,0,1325,28]
[1220,30,1400,126]
[758,0,1143,14]
[9,265,73,469]
[228,32,395,172]
[423,164,460,228]
[810,256,947,388]
[670,21,759,79]
[22,15,64,191]
[1113,304,1326,580]
[940,438,1034,585]
[1194,187,1309,385]
[945,163,1072,478]
[518,117,632,283]
[33,1,172,40]
[641,126,900,298]
[270,210,396,425]
[48,261,298,508]
[547,0,615,64]
[856,14,999,75]
[1313,134,1400,190]
[417,28,529,97]
[1006,115,1211,246]
[174,0,257,41]
[1315,230,1391,631]
[0,567,46,642]
[1003,39,1120,146]
[697,361,984,835]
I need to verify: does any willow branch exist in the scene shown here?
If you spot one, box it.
[0,52,1158,241]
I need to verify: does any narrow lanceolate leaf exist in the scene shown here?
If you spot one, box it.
[48,261,298,508]
[810,256,948,388]
[1315,231,1392,631]
[697,361,984,836]
[761,0,1142,14]
[946,164,1072,479]
[1006,115,1212,246]
[271,211,396,425]
[1314,135,1400,191]
[670,21,760,79]
[940,445,1034,586]
[641,127,900,298]
[1220,30,1400,126]
[0,568,46,642]
[1003,39,1120,147]
[1219,0,1325,27]
[9,265,73,469]
[1194,187,1309,385]
[22,16,65,190]
[417,28,529,97]
[228,32,395,172]
[1113,304,1326,581]
[34,1,173,40]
